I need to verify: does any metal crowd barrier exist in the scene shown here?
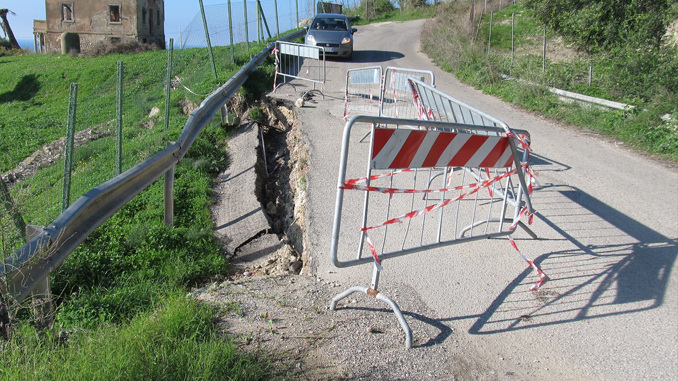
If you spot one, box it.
[273,41,326,92]
[1,29,306,309]
[343,66,383,120]
[379,67,435,119]
[342,66,435,142]
[329,110,545,348]
[408,77,536,225]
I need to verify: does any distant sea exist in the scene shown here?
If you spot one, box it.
[16,38,35,51]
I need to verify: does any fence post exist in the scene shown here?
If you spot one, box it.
[542,25,546,74]
[199,0,218,80]
[487,11,493,56]
[116,61,123,175]
[228,0,234,63]
[164,39,174,132]
[274,0,279,37]
[258,0,272,39]
[588,61,593,87]
[244,0,250,51]
[0,178,26,243]
[164,141,175,227]
[256,0,261,42]
[62,83,77,213]
[511,12,515,67]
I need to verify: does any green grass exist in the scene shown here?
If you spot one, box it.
[2,296,270,381]
[421,2,678,161]
[0,32,289,380]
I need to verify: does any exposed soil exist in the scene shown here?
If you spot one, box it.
[198,98,504,380]
[1,121,115,186]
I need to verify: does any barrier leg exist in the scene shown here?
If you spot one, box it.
[329,270,413,349]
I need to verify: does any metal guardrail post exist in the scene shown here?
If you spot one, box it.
[164,142,175,227]
[28,226,51,330]
[62,83,78,213]
[0,178,26,243]
[164,39,174,132]
[116,61,124,175]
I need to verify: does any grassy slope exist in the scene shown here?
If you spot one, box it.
[1,40,280,380]
[420,2,678,162]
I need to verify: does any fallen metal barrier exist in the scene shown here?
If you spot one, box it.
[343,66,435,142]
[379,66,435,120]
[273,41,326,92]
[329,109,546,348]
[1,29,306,309]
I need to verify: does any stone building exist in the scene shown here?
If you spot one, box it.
[33,0,165,53]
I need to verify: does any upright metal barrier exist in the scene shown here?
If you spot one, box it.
[343,66,383,120]
[273,41,326,92]
[329,112,546,348]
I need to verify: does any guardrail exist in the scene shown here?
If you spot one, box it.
[1,29,306,308]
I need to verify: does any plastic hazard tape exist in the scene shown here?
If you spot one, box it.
[342,164,547,290]
[341,166,520,197]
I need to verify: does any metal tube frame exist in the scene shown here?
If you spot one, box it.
[330,114,534,348]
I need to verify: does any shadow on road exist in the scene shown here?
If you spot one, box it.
[351,50,405,64]
[467,184,676,334]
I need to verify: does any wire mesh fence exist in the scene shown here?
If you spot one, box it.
[0,0,349,258]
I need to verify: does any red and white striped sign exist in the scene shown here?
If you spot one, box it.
[372,128,515,170]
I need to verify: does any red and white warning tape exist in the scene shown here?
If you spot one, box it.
[342,162,547,290]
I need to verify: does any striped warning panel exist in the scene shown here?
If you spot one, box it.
[371,127,514,169]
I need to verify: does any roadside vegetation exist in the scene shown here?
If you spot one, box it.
[0,35,281,380]
[11,0,668,378]
[421,0,678,162]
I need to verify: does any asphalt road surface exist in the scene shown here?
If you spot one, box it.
[276,19,677,380]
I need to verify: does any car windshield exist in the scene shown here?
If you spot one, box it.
[311,17,348,31]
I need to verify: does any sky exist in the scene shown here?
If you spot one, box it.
[1,1,239,46]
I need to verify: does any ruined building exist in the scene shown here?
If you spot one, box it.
[33,0,165,53]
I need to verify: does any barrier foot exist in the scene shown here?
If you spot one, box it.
[330,286,413,349]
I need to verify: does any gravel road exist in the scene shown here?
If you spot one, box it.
[210,19,677,380]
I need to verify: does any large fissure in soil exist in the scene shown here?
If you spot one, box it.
[230,96,309,276]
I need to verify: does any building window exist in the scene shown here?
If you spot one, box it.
[156,10,160,26]
[61,2,74,22]
[149,9,154,34]
[109,5,121,23]
[142,7,146,24]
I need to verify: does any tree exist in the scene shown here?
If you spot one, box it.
[524,0,672,54]
[0,9,20,50]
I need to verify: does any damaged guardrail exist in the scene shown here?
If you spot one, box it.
[1,29,306,309]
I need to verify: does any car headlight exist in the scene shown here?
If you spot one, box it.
[306,35,315,45]
[341,37,351,44]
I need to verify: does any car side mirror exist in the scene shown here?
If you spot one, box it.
[352,28,357,33]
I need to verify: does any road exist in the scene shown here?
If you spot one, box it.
[276,19,678,380]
